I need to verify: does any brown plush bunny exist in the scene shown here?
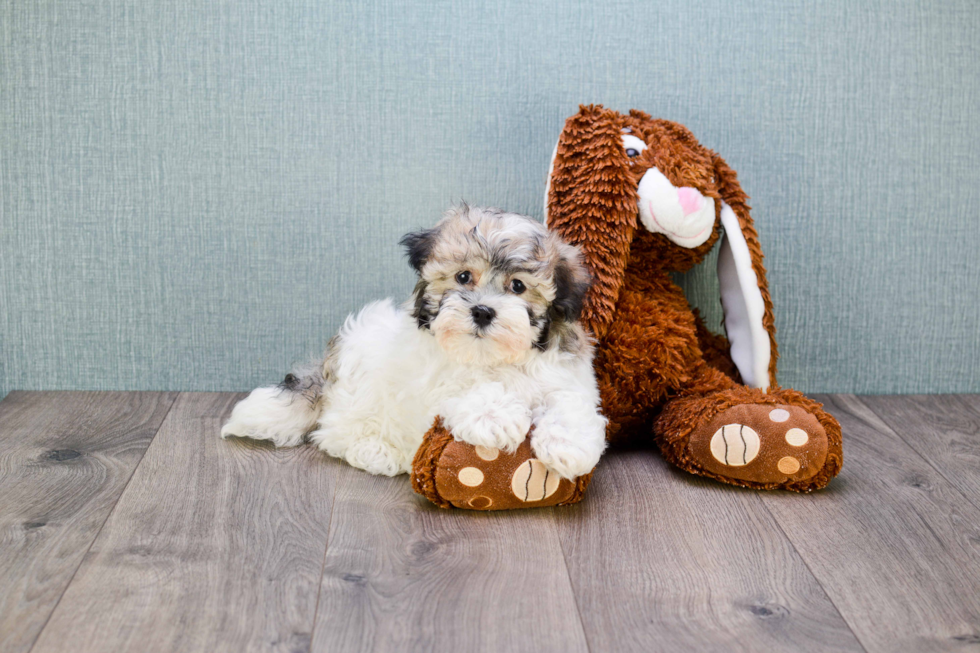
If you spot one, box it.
[412,105,842,508]
[543,105,842,492]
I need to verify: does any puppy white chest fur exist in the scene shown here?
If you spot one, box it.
[311,299,603,478]
[310,299,449,475]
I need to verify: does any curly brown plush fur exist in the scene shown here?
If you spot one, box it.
[546,105,842,492]
[411,418,456,509]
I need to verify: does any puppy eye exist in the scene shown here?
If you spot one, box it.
[509,279,526,294]
[455,271,472,284]
[625,148,639,158]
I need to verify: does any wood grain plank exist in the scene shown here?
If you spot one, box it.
[861,395,980,510]
[312,463,589,653]
[30,393,337,653]
[760,395,980,652]
[0,391,177,653]
[956,394,980,414]
[554,448,862,653]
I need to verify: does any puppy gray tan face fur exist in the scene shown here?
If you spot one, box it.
[402,205,591,366]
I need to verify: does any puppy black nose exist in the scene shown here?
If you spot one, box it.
[470,305,496,328]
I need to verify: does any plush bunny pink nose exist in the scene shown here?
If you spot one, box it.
[677,187,704,216]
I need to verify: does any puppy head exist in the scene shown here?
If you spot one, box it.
[400,205,590,366]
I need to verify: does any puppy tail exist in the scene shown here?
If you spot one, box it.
[220,361,326,447]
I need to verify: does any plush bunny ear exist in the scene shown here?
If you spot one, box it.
[712,152,779,390]
[544,105,637,340]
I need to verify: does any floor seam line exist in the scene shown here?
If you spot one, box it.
[857,394,980,513]
[24,390,181,653]
[754,492,871,653]
[553,508,593,653]
[307,460,340,652]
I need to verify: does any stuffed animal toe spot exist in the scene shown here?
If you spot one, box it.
[689,404,829,486]
[785,428,809,446]
[475,445,499,461]
[468,496,493,509]
[769,408,790,422]
[457,467,484,487]
[777,456,801,475]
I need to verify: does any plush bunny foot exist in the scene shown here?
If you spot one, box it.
[411,419,593,510]
[655,388,842,492]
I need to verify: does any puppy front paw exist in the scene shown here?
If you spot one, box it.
[342,435,407,477]
[440,383,531,453]
[531,425,603,480]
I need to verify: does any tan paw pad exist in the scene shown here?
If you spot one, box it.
[511,459,560,502]
[709,424,760,466]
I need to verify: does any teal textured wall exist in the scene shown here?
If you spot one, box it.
[2,0,978,398]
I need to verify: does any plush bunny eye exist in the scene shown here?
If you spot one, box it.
[509,279,526,294]
[622,134,648,159]
[455,271,472,284]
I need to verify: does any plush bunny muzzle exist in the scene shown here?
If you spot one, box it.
[636,167,717,248]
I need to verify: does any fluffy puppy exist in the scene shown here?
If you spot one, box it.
[220,205,607,480]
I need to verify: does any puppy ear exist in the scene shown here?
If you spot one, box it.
[712,151,778,390]
[550,242,592,323]
[410,279,433,330]
[399,227,438,273]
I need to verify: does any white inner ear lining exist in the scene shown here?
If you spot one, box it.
[717,202,771,390]
[543,139,559,226]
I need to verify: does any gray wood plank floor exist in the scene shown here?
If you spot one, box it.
[31,393,336,653]
[760,395,980,652]
[555,449,862,653]
[0,392,177,653]
[1,392,979,653]
[314,464,588,653]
